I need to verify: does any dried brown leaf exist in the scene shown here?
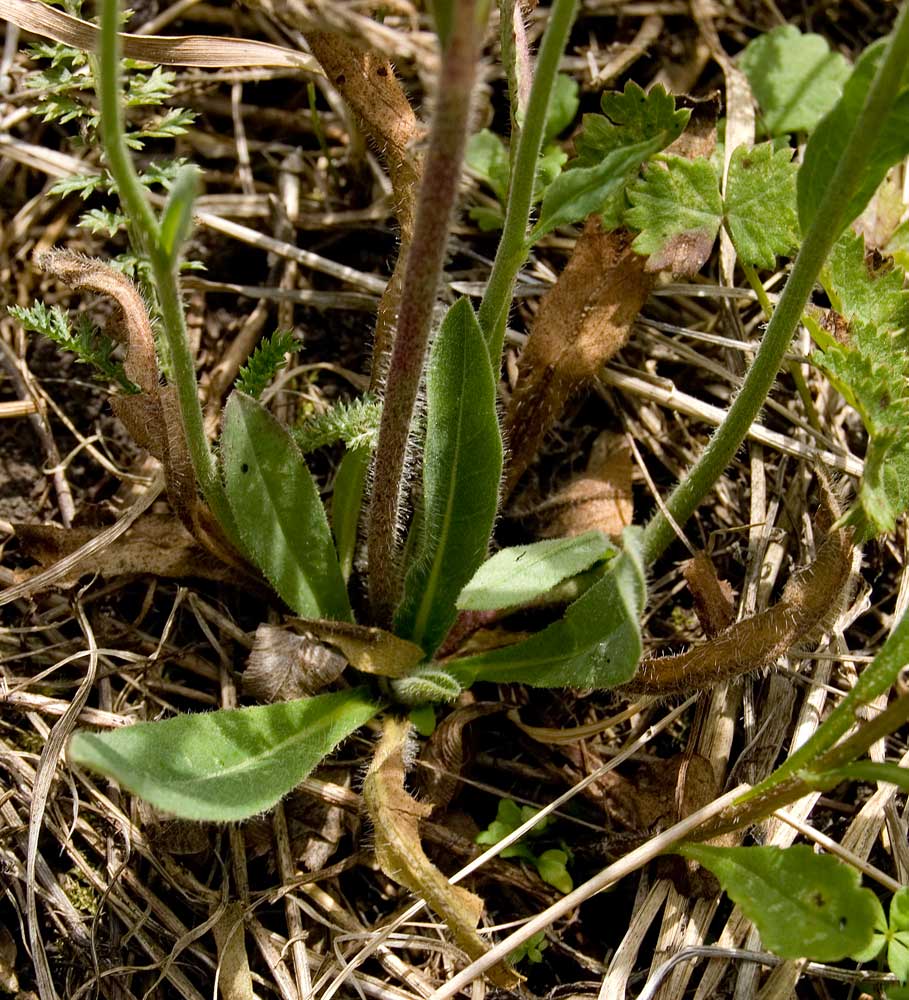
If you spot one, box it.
[13,514,235,586]
[627,521,854,695]
[288,618,423,677]
[211,903,254,1000]
[0,926,19,994]
[683,551,736,638]
[504,223,654,497]
[244,624,347,701]
[363,717,520,989]
[0,0,320,70]
[417,703,503,810]
[531,431,633,539]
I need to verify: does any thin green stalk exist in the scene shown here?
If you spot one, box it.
[98,0,235,534]
[477,0,578,362]
[740,260,822,432]
[642,1,909,567]
[367,1,483,624]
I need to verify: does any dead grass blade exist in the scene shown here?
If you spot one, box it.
[0,0,320,70]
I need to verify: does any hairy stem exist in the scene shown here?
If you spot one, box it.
[367,1,483,624]
[641,1,909,567]
[477,0,578,362]
[98,0,236,537]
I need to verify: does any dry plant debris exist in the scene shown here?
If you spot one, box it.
[0,2,907,1000]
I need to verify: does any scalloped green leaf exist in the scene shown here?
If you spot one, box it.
[394,298,503,656]
[68,688,381,821]
[679,844,879,962]
[456,531,614,611]
[724,142,799,268]
[739,25,851,136]
[222,391,352,621]
[445,528,645,689]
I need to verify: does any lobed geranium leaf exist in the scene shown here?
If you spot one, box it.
[456,530,614,611]
[799,36,909,235]
[445,528,645,689]
[739,25,851,136]
[533,138,668,242]
[68,688,381,821]
[222,391,352,621]
[679,844,880,962]
[394,299,503,656]
[625,156,722,267]
[724,142,799,268]
[811,231,909,535]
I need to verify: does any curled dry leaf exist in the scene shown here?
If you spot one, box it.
[627,515,854,695]
[301,29,423,383]
[504,223,653,497]
[363,717,521,989]
[244,624,347,702]
[211,903,255,1000]
[12,515,236,587]
[683,551,736,638]
[528,431,633,539]
[417,702,504,809]
[287,618,424,678]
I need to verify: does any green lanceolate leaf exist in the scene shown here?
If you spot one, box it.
[395,299,503,656]
[222,391,352,621]
[678,844,880,962]
[331,445,370,583]
[532,137,669,242]
[799,36,909,234]
[739,25,851,136]
[445,527,645,689]
[456,530,615,611]
[724,142,799,268]
[68,688,381,821]
[806,761,909,793]
[158,163,200,262]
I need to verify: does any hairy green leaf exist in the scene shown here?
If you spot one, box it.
[158,163,200,262]
[234,331,296,399]
[295,396,381,454]
[457,531,614,611]
[679,844,879,962]
[809,761,909,793]
[395,299,503,655]
[625,156,722,263]
[812,231,909,534]
[799,37,909,234]
[739,25,851,136]
[331,445,369,583]
[68,688,380,821]
[222,391,352,621]
[446,528,645,689]
[724,142,799,267]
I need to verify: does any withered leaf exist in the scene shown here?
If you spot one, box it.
[683,551,736,638]
[363,718,520,989]
[288,618,424,678]
[531,431,633,540]
[13,514,235,587]
[244,624,347,702]
[504,224,654,497]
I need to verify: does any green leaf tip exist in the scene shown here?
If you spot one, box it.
[456,530,615,611]
[68,688,381,821]
[222,391,352,621]
[679,844,880,962]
